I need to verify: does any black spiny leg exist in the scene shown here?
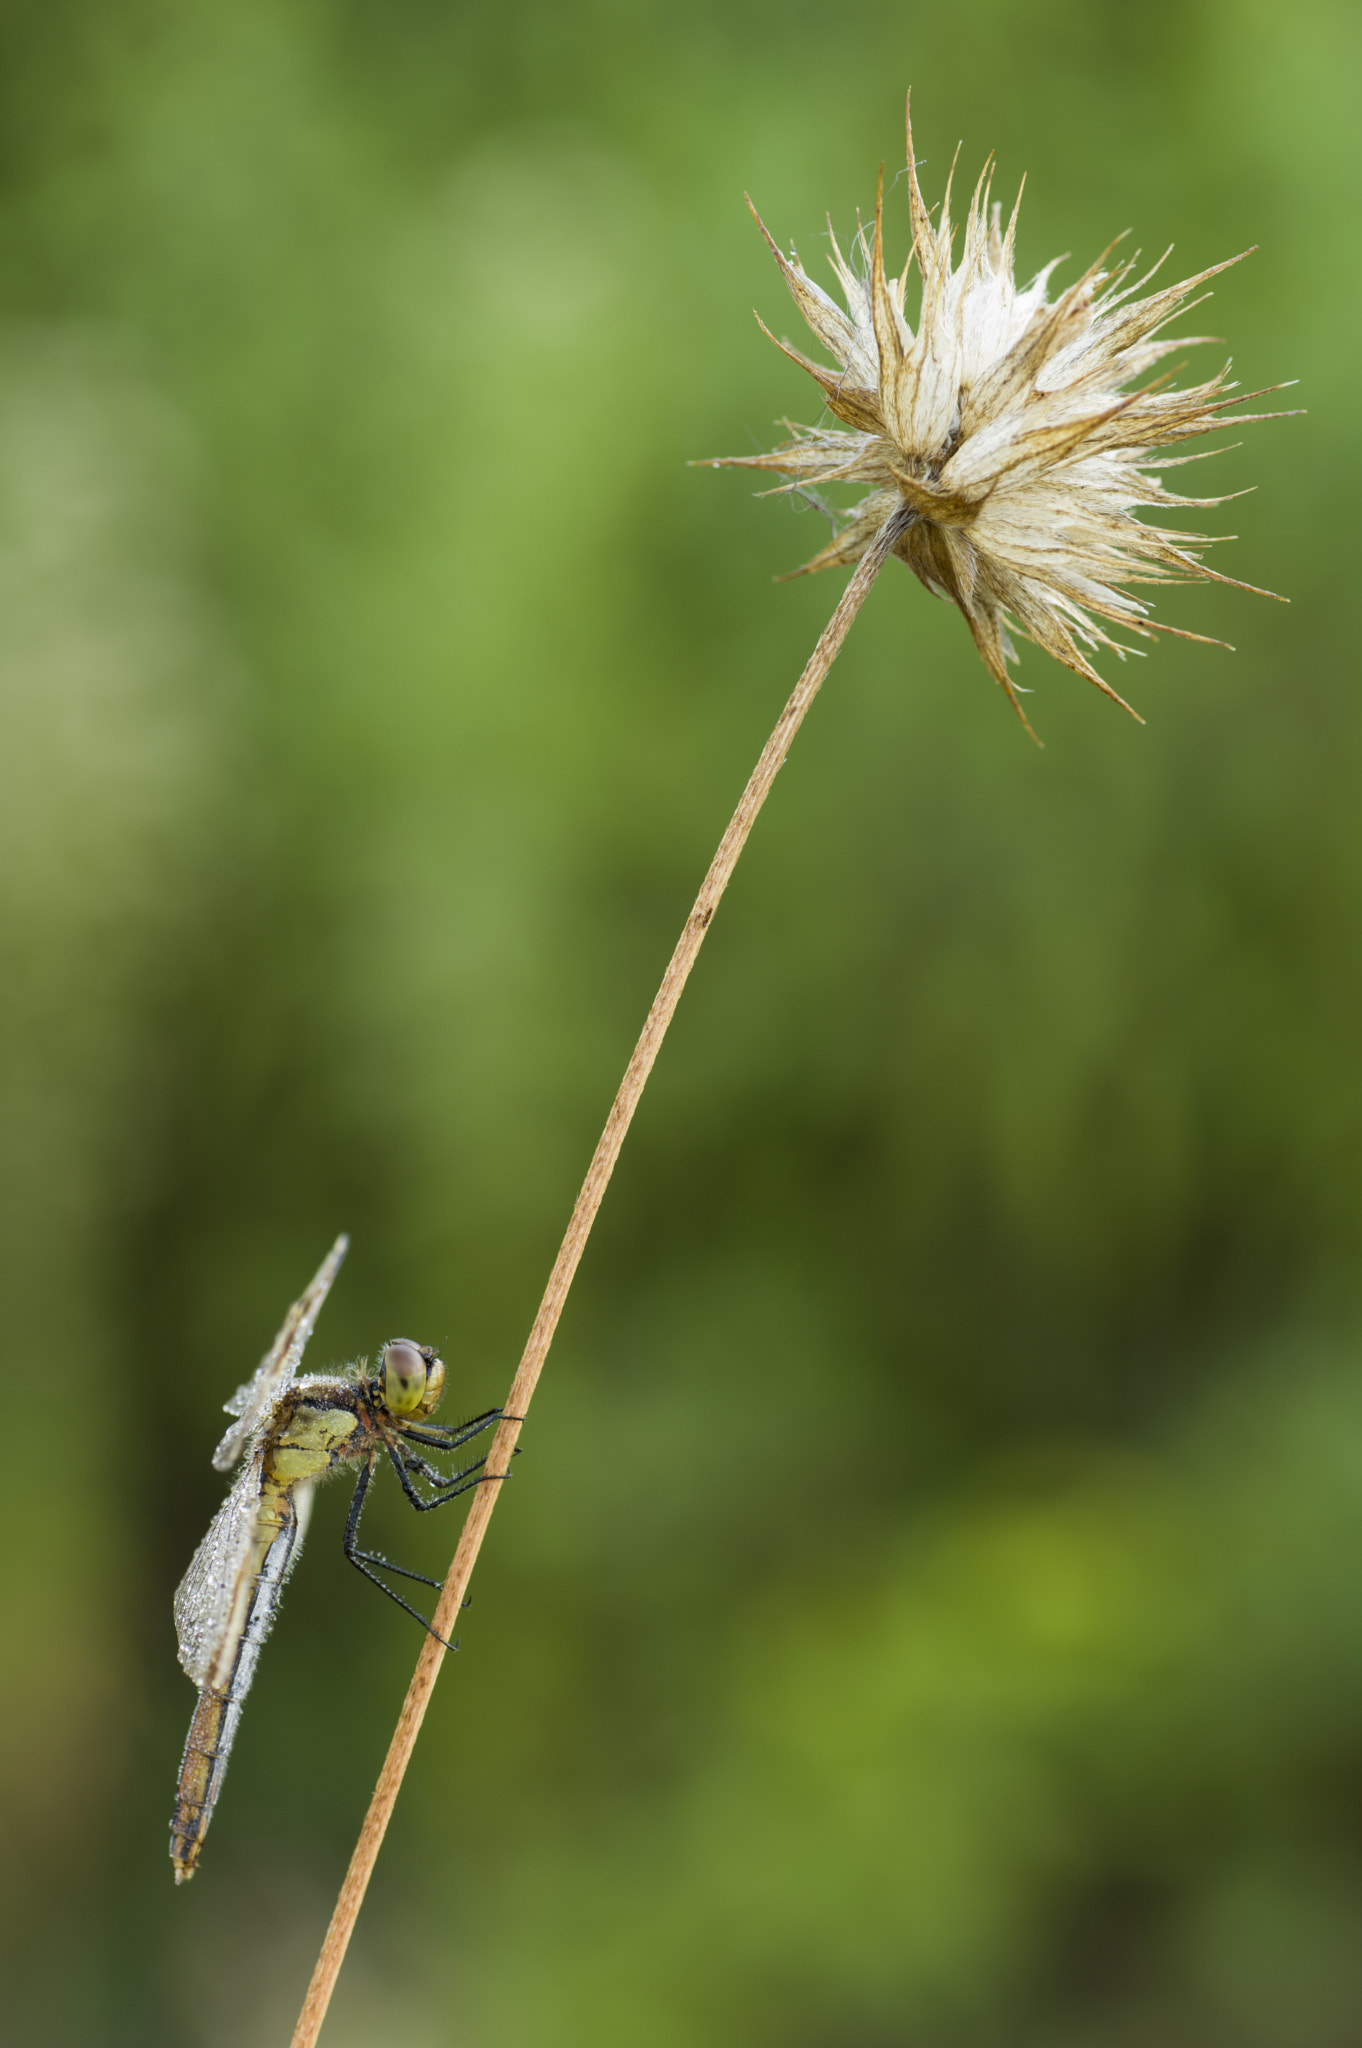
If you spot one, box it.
[342,1404,518,1646]
[385,1437,503,1512]
[403,1406,503,1454]
[343,1461,456,1648]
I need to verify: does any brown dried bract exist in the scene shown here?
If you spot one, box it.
[706,98,1293,735]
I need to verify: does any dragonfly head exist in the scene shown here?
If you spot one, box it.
[381,1340,446,1418]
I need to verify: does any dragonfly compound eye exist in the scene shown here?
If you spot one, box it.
[382,1340,430,1417]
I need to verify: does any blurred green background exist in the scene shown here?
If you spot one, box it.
[0,1,1355,2043]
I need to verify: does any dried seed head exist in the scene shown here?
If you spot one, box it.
[707,101,1293,737]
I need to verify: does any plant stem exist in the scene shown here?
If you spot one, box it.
[288,506,909,2048]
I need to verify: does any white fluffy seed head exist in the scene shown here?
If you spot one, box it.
[709,99,1292,736]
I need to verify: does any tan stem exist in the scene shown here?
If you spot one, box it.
[288,508,908,2048]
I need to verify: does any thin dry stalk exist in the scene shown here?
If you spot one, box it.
[289,505,911,2048]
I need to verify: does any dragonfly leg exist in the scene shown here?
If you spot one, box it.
[399,1407,503,1455]
[403,1451,470,1488]
[342,1462,457,1649]
[386,1438,512,1510]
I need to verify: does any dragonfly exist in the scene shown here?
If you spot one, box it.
[171,1234,501,1883]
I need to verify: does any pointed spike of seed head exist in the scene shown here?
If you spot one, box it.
[709,106,1292,729]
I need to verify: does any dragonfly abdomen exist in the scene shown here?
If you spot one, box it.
[171,1492,304,1880]
[171,1684,243,1883]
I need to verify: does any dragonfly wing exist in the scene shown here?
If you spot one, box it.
[211,1234,349,1472]
[174,1456,266,1688]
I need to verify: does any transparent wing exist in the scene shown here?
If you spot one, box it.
[211,1234,349,1472]
[173,1456,266,1688]
[173,1468,316,1692]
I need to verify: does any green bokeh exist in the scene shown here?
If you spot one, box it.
[0,2,1356,2043]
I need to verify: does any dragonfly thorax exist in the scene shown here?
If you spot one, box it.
[380,1339,445,1418]
[172,1238,504,1884]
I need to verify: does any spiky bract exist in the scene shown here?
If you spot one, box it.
[710,105,1285,733]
